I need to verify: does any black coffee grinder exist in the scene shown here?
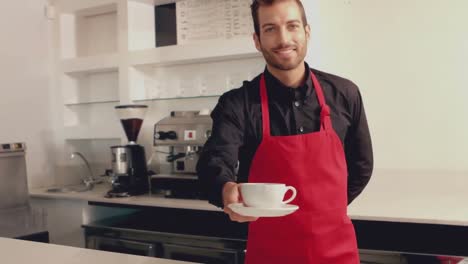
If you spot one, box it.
[107,105,149,197]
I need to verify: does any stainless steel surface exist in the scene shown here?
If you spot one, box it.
[46,187,73,193]
[71,152,94,180]
[45,185,92,193]
[0,206,47,238]
[108,144,149,196]
[163,243,239,263]
[171,146,198,174]
[87,235,158,257]
[0,143,48,239]
[0,143,29,210]
[0,142,25,152]
[154,111,212,175]
[154,111,212,147]
[151,174,198,180]
[111,146,131,176]
[71,152,101,188]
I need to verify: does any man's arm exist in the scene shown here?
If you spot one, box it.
[196,92,244,208]
[345,86,374,204]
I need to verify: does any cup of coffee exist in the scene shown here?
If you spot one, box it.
[239,183,297,208]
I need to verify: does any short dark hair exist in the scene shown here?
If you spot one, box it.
[251,0,308,36]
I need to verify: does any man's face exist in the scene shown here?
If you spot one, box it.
[254,0,310,71]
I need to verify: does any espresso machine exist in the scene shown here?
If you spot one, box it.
[152,111,212,198]
[107,105,149,197]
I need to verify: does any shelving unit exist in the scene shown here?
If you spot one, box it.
[60,54,119,75]
[63,125,122,140]
[64,100,120,106]
[129,37,260,67]
[56,0,121,141]
[133,95,220,102]
[63,102,121,137]
[129,56,263,102]
[53,0,263,141]
[56,0,118,14]
[59,2,118,58]
[154,0,183,5]
[62,70,120,104]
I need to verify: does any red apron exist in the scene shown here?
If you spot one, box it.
[244,71,360,264]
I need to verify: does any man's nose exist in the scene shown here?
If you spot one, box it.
[277,27,291,45]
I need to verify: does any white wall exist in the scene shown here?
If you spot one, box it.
[93,0,468,175]
[0,0,56,188]
[304,0,468,171]
[3,0,468,191]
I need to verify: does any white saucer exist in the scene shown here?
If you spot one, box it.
[228,203,299,217]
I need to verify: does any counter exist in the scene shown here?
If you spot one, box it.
[0,237,196,264]
[30,169,468,258]
[348,169,468,226]
[30,184,220,212]
[31,169,468,226]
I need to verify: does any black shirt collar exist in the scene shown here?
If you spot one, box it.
[263,62,313,102]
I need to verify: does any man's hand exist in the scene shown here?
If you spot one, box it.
[222,182,259,223]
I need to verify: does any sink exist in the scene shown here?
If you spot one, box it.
[46,185,92,193]
[46,187,71,193]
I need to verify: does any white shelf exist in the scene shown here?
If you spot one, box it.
[125,0,180,6]
[64,99,120,106]
[133,95,220,101]
[61,53,119,75]
[57,0,118,14]
[129,37,261,67]
[140,0,183,6]
[63,125,122,140]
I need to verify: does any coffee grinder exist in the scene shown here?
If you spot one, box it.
[107,105,149,197]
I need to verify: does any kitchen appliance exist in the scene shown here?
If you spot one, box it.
[0,143,48,242]
[83,208,247,263]
[0,143,29,209]
[152,111,212,198]
[107,105,149,197]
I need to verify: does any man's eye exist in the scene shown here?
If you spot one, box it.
[289,24,300,30]
[264,27,274,33]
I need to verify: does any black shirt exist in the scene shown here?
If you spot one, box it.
[197,63,373,208]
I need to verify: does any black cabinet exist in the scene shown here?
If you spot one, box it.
[86,235,159,257]
[84,227,246,264]
[163,243,242,264]
[83,206,247,264]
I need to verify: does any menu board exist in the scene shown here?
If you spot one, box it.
[176,0,254,45]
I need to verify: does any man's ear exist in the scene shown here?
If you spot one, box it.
[305,24,311,40]
[253,32,262,52]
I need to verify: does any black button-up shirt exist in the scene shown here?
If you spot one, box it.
[197,63,373,208]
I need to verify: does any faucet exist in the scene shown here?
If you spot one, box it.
[70,152,101,189]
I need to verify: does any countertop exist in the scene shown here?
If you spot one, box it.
[347,169,468,226]
[30,184,221,212]
[31,169,468,226]
[0,237,196,264]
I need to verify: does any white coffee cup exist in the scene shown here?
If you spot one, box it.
[239,183,297,208]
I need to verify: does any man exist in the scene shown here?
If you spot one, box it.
[197,0,373,263]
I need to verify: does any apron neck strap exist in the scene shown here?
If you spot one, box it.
[259,70,332,138]
[260,74,271,138]
[310,71,332,131]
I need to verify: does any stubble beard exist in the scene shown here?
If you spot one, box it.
[260,44,306,71]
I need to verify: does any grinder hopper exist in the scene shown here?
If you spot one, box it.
[115,105,148,144]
